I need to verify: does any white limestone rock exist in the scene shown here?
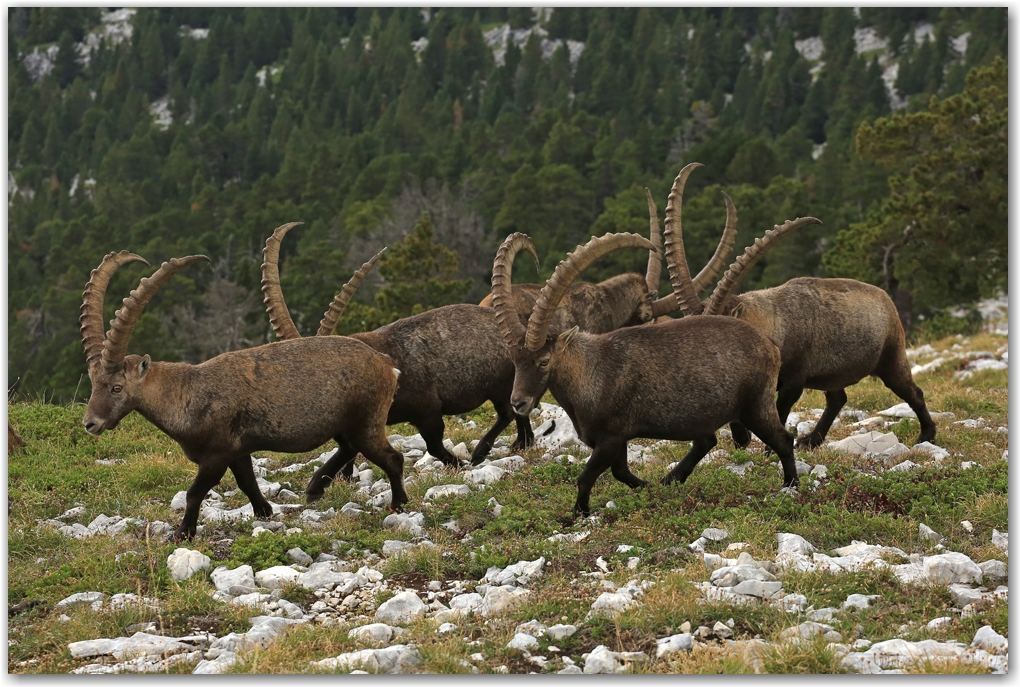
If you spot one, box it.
[656,633,694,658]
[547,624,577,641]
[311,644,423,674]
[841,593,879,611]
[375,591,427,625]
[211,565,256,594]
[702,527,729,541]
[424,484,471,500]
[479,585,530,617]
[382,511,425,537]
[288,548,313,565]
[507,633,540,651]
[464,464,505,486]
[57,591,108,610]
[922,552,983,585]
[167,548,211,581]
[254,566,301,589]
[298,562,357,592]
[348,623,398,645]
[919,523,944,543]
[978,559,1007,586]
[971,626,1007,655]
[991,529,1008,552]
[69,632,199,661]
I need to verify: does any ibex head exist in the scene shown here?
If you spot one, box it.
[492,232,656,415]
[80,252,210,434]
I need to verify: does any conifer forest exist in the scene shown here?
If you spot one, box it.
[7,7,1007,403]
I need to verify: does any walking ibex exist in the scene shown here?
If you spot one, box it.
[479,193,737,331]
[661,164,936,449]
[81,251,408,540]
[491,185,810,514]
[261,223,535,502]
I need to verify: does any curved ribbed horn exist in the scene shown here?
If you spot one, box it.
[261,222,303,341]
[692,190,738,293]
[317,248,386,336]
[525,233,655,351]
[662,163,704,318]
[644,188,663,294]
[81,251,150,371]
[702,216,822,316]
[650,187,739,318]
[491,233,540,347]
[101,255,211,373]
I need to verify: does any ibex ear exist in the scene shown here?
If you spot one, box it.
[557,326,580,347]
[646,290,658,300]
[138,355,151,377]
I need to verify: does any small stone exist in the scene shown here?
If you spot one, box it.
[655,633,693,658]
[438,623,457,633]
[583,645,621,674]
[712,621,732,639]
[424,484,471,500]
[287,548,313,566]
[547,624,577,641]
[971,625,1008,655]
[375,591,426,625]
[507,633,540,651]
[702,528,729,542]
[961,520,974,533]
[166,548,211,581]
[348,623,395,645]
[978,559,1007,586]
[918,524,943,543]
[679,621,691,633]
[991,529,1008,551]
[56,592,108,610]
[926,617,953,632]
[842,594,878,611]
[254,566,300,589]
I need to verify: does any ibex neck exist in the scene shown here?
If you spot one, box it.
[548,333,604,418]
[136,362,196,440]
[598,273,645,328]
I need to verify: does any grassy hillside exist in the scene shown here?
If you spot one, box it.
[7,329,1007,674]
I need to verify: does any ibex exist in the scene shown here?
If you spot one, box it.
[478,194,737,332]
[491,185,814,514]
[261,223,535,502]
[662,164,936,449]
[80,251,408,540]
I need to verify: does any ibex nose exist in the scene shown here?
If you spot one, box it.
[511,400,531,416]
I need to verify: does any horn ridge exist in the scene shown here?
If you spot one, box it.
[100,255,211,373]
[80,251,150,370]
[317,247,386,336]
[702,216,822,316]
[662,163,705,318]
[644,187,663,294]
[491,232,539,348]
[261,222,303,341]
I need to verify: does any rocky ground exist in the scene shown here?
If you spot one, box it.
[7,298,1009,674]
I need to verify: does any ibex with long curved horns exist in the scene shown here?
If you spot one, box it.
[261,223,535,502]
[492,207,807,514]
[81,251,408,540]
[478,193,737,331]
[661,164,936,449]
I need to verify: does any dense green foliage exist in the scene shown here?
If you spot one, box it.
[7,8,1006,402]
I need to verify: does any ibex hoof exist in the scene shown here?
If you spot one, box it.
[794,435,823,449]
[253,503,274,518]
[172,526,196,542]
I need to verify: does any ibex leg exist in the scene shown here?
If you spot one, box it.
[350,430,408,511]
[797,389,846,448]
[610,446,648,489]
[661,435,717,486]
[175,459,230,541]
[306,439,360,503]
[417,415,458,466]
[229,455,274,518]
[742,407,797,488]
[879,366,937,445]
[729,422,751,449]
[471,399,516,465]
[573,440,625,517]
[510,413,535,452]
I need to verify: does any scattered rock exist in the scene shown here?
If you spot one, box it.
[288,548,313,566]
[382,512,425,537]
[69,632,199,661]
[921,552,983,585]
[978,560,1007,586]
[655,633,693,658]
[375,591,426,625]
[424,484,471,500]
[991,529,1008,552]
[56,592,108,611]
[841,594,879,611]
[210,565,256,594]
[348,623,398,645]
[702,528,729,542]
[254,566,301,590]
[507,633,540,651]
[166,548,211,581]
[971,626,1007,655]
[311,644,423,674]
[464,465,505,486]
[918,524,944,543]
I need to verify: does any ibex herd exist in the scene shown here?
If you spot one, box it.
[79,163,936,538]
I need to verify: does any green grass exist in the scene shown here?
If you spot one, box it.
[7,331,1009,673]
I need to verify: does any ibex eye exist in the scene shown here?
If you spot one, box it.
[112,385,123,393]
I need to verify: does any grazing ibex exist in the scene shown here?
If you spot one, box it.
[492,207,808,514]
[480,187,737,331]
[662,164,936,449]
[261,223,535,501]
[81,251,408,540]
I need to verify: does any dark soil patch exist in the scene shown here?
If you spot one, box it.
[184,613,228,635]
[841,483,903,517]
[387,572,433,592]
